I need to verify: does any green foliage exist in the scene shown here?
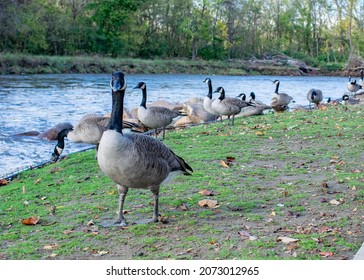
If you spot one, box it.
[1,0,363,63]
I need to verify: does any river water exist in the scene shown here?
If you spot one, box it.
[0,73,351,179]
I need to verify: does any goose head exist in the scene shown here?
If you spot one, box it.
[133,81,146,90]
[203,78,211,84]
[214,87,225,100]
[110,71,126,92]
[249,92,256,100]
[236,93,246,101]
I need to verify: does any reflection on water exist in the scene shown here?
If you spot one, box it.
[0,73,350,178]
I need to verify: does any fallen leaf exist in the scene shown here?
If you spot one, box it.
[63,229,75,235]
[198,199,218,208]
[86,220,95,226]
[249,235,258,241]
[277,236,300,244]
[43,244,59,250]
[238,230,250,238]
[199,189,215,196]
[329,199,341,206]
[319,251,333,257]
[21,216,40,225]
[220,160,229,168]
[92,250,109,257]
[0,179,8,186]
[177,202,189,211]
[158,215,169,224]
[255,131,264,136]
[318,226,332,233]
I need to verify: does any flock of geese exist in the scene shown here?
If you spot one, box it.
[51,70,362,226]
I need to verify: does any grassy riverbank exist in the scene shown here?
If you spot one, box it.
[0,104,363,260]
[0,52,344,76]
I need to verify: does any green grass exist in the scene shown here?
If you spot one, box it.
[0,105,363,260]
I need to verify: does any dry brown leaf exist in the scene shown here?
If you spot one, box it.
[177,202,189,211]
[277,236,299,244]
[329,199,341,206]
[63,229,75,235]
[92,250,109,257]
[43,244,59,250]
[198,199,218,208]
[199,189,215,196]
[0,179,9,186]
[220,160,229,168]
[319,251,333,257]
[21,216,40,225]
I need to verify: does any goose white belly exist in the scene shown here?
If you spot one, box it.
[98,130,174,189]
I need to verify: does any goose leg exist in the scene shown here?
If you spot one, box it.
[161,127,166,141]
[115,185,129,226]
[150,186,160,223]
[95,144,99,160]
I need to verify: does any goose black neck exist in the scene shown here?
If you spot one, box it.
[274,82,280,94]
[218,90,225,100]
[108,90,125,134]
[57,128,72,148]
[140,87,147,109]
[207,80,213,99]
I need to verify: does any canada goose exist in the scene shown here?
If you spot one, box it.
[249,92,271,110]
[97,71,193,226]
[340,94,360,105]
[134,82,182,140]
[203,78,220,120]
[236,93,247,101]
[211,87,253,125]
[271,80,294,112]
[347,76,361,96]
[307,89,323,109]
[51,114,141,161]
[235,92,271,116]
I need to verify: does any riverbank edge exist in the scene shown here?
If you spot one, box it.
[0,52,352,76]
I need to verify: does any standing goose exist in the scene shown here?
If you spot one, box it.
[134,82,182,140]
[270,80,294,112]
[211,87,253,125]
[307,89,323,109]
[98,71,193,226]
[347,76,361,96]
[203,78,220,121]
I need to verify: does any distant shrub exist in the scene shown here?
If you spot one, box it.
[320,63,343,71]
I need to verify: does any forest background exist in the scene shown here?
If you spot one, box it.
[1,0,364,74]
